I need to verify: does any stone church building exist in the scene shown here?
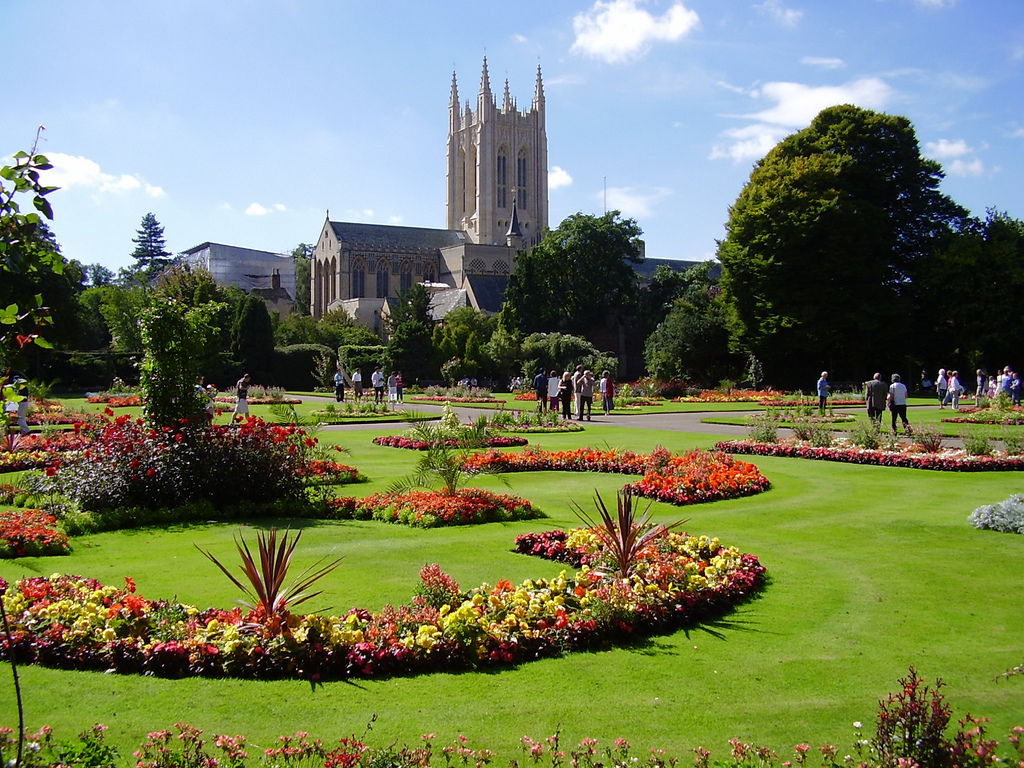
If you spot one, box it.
[310,59,548,333]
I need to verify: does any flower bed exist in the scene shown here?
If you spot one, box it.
[327,487,538,528]
[86,394,142,407]
[408,395,500,404]
[463,446,770,506]
[214,395,302,405]
[294,459,363,485]
[373,435,528,450]
[941,407,1024,425]
[716,438,1024,471]
[0,509,71,557]
[0,525,765,680]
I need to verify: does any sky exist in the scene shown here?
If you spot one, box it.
[2,0,1022,274]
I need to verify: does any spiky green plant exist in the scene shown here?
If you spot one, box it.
[196,528,343,625]
[571,486,686,579]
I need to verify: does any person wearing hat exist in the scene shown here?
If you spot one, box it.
[886,373,912,436]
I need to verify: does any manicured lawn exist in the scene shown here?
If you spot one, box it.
[1,421,1022,760]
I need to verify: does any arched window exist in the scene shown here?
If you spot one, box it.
[517,149,528,208]
[423,261,436,284]
[496,147,508,209]
[493,260,509,274]
[400,260,413,295]
[468,258,486,274]
[376,260,390,299]
[352,258,366,298]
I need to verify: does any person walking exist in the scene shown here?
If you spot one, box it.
[599,370,615,416]
[558,371,574,421]
[571,365,585,420]
[352,368,363,401]
[936,368,948,408]
[395,372,404,403]
[371,367,385,404]
[865,373,888,423]
[333,369,346,402]
[233,373,251,421]
[533,369,548,412]
[578,370,595,421]
[887,373,912,436]
[943,370,964,410]
[547,370,561,413]
[816,371,830,414]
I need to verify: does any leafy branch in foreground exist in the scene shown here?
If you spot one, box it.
[196,528,343,628]
[571,486,686,579]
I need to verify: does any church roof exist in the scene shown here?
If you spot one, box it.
[328,222,466,252]
[464,273,509,314]
[632,257,720,281]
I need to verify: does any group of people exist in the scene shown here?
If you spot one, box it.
[332,368,404,404]
[532,366,615,421]
[862,372,912,435]
[927,366,1021,409]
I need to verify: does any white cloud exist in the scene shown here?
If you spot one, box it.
[755,0,802,27]
[1011,128,1024,139]
[711,77,895,162]
[549,165,573,190]
[915,0,959,7]
[801,56,845,70]
[512,33,528,44]
[245,202,285,216]
[571,0,700,64]
[602,186,672,219]
[948,158,984,176]
[386,215,403,225]
[924,138,971,159]
[43,152,165,198]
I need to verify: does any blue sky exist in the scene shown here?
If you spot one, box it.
[3,0,1022,273]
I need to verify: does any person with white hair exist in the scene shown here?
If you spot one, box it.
[887,373,912,436]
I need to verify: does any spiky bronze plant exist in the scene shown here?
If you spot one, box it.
[196,527,343,625]
[572,486,686,579]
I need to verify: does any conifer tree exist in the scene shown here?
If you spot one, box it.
[130,212,173,278]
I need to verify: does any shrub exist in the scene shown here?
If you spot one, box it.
[41,414,323,521]
[968,494,1024,534]
[745,411,780,443]
[960,430,992,457]
[870,666,952,768]
[914,423,945,453]
[849,417,884,450]
[272,344,334,390]
[1001,427,1024,456]
[808,419,833,448]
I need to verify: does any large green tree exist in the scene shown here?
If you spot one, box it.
[231,294,275,383]
[502,211,643,337]
[644,262,735,385]
[291,243,313,315]
[917,210,1024,371]
[384,283,436,383]
[717,105,964,387]
[127,212,173,281]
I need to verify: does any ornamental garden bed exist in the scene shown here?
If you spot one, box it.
[941,406,1024,425]
[716,438,1024,471]
[373,435,528,450]
[0,522,765,681]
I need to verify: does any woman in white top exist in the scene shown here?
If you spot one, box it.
[547,370,561,413]
[944,370,963,410]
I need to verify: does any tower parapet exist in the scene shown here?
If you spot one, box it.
[447,58,549,247]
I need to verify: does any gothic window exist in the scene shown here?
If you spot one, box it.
[376,260,390,298]
[496,147,508,209]
[493,260,509,274]
[328,257,337,303]
[517,149,528,208]
[468,258,486,274]
[400,260,413,295]
[352,258,366,299]
[423,261,436,283]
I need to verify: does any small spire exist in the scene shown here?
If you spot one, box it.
[503,78,511,111]
[506,196,524,248]
[450,70,459,107]
[480,56,492,97]
[533,63,545,109]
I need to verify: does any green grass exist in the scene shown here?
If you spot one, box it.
[1,421,1023,759]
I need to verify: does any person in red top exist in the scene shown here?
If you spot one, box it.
[599,370,614,416]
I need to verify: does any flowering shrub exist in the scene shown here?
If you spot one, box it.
[327,488,539,528]
[942,407,1024,425]
[0,509,70,557]
[40,414,332,519]
[464,446,770,506]
[86,394,142,407]
[0,523,764,681]
[717,438,1024,471]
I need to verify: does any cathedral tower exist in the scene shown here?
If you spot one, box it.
[447,58,548,247]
